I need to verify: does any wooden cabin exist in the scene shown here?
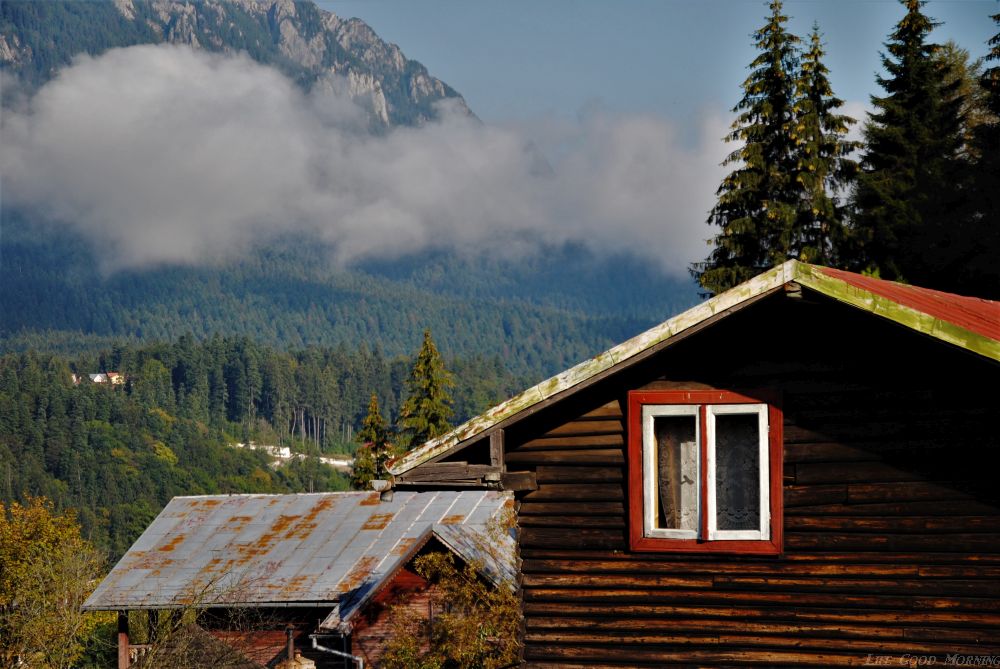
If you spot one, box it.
[83,490,515,668]
[389,260,1000,667]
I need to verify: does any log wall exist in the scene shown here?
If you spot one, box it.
[351,567,433,667]
[507,293,1000,667]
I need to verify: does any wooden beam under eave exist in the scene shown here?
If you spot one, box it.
[501,471,538,492]
[490,430,505,470]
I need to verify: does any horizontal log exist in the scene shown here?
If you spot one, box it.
[521,483,622,502]
[524,616,996,644]
[785,500,1000,517]
[522,571,1000,597]
[520,527,625,550]
[518,516,625,529]
[522,586,1000,611]
[847,482,978,503]
[523,630,996,656]
[526,615,903,637]
[785,516,1000,534]
[577,402,623,420]
[785,531,1000,553]
[794,462,927,485]
[518,502,624,517]
[521,601,1000,627]
[506,449,624,466]
[785,485,849,507]
[542,420,623,437]
[524,644,879,666]
[918,565,1000,578]
[712,575,1000,597]
[521,559,921,577]
[518,548,1000,565]
[534,466,622,483]
[523,573,714,589]
[515,434,625,451]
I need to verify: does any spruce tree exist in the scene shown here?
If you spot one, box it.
[398,330,454,450]
[964,12,1000,297]
[794,24,859,266]
[850,0,966,285]
[693,0,802,295]
[351,392,393,490]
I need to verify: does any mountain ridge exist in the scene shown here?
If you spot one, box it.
[0,0,699,382]
[1,0,467,128]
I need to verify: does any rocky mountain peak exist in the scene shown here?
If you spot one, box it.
[0,0,469,129]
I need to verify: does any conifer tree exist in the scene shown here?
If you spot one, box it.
[964,11,1000,297]
[850,0,966,285]
[693,0,802,295]
[350,392,393,490]
[794,24,859,266]
[398,330,454,450]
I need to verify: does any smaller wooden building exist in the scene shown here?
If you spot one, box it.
[83,490,515,668]
[389,261,1000,667]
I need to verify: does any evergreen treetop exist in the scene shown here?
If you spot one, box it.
[398,330,455,450]
[693,0,802,295]
[850,0,966,284]
[794,24,859,266]
[963,11,1000,297]
[985,12,1000,117]
[351,392,394,490]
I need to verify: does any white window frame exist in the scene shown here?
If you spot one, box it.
[641,404,700,540]
[705,403,770,541]
[641,402,770,542]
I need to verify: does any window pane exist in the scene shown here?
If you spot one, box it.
[653,416,698,532]
[714,413,760,531]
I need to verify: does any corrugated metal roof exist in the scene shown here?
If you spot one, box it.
[389,260,1000,476]
[83,490,514,621]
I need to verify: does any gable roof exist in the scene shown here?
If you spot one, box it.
[83,490,515,629]
[389,260,1000,476]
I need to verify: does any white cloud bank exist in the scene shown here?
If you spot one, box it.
[1,45,728,274]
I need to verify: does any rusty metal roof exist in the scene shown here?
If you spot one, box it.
[389,260,1000,476]
[814,266,1000,343]
[83,490,514,620]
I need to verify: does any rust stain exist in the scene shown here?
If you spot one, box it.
[339,556,379,592]
[270,514,301,535]
[158,535,185,552]
[440,514,466,525]
[282,496,335,539]
[201,499,221,507]
[362,512,395,530]
[359,493,380,506]
[280,574,311,597]
[391,537,417,556]
[226,515,254,533]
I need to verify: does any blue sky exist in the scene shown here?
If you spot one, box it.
[318,0,996,123]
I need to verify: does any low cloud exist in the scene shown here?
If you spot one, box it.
[1,45,727,274]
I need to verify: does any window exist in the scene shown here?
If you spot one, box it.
[627,390,783,554]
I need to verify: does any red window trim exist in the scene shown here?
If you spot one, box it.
[627,389,783,555]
